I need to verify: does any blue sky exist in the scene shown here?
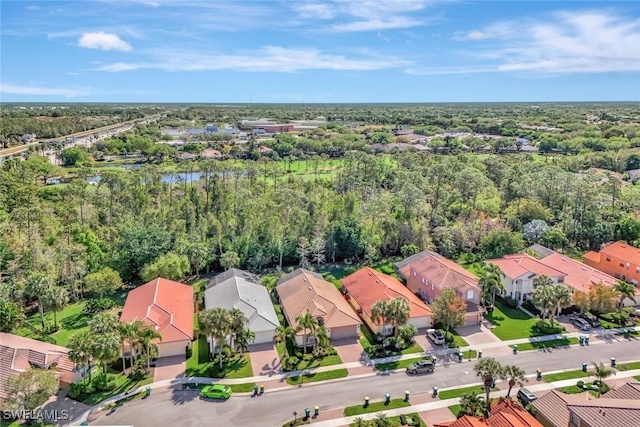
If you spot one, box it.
[1,1,639,102]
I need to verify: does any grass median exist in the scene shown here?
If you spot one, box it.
[543,369,591,382]
[344,398,410,416]
[616,361,640,371]
[514,337,579,352]
[438,384,498,400]
[285,368,348,385]
[375,357,423,371]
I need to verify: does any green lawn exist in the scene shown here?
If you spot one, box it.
[634,375,640,381]
[277,340,343,371]
[543,369,591,382]
[448,404,462,417]
[401,343,424,355]
[616,361,640,371]
[388,413,426,427]
[438,384,498,400]
[344,398,411,416]
[285,368,348,385]
[440,329,470,348]
[186,335,253,378]
[82,374,153,405]
[515,337,579,352]
[359,324,424,357]
[229,383,258,393]
[483,301,540,340]
[375,357,424,371]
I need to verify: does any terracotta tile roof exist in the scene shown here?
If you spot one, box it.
[487,254,566,280]
[201,148,222,158]
[566,399,640,427]
[276,269,361,333]
[434,399,542,427]
[542,253,617,292]
[433,416,487,427]
[0,333,75,399]
[599,241,640,266]
[603,382,640,400]
[120,277,194,343]
[341,267,433,319]
[531,389,591,427]
[583,251,601,264]
[395,250,480,292]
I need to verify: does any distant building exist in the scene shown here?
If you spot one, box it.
[21,134,36,142]
[583,241,640,286]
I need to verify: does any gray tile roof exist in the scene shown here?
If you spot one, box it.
[530,390,590,427]
[603,382,640,400]
[204,269,280,333]
[567,399,640,427]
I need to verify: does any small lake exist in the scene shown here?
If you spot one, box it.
[49,170,246,185]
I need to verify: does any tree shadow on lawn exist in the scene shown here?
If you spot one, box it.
[61,312,89,330]
[209,356,250,378]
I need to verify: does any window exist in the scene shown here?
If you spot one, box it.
[626,262,630,269]
[558,277,564,283]
[620,263,625,267]
[569,412,578,427]
[467,290,474,301]
[413,271,416,277]
[431,283,434,291]
[421,277,426,284]
[606,257,611,262]
[636,266,639,273]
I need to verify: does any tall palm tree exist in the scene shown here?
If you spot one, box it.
[43,286,69,330]
[614,280,636,319]
[235,328,255,356]
[139,325,163,370]
[590,362,613,397]
[315,325,330,350]
[92,332,121,374]
[68,330,94,383]
[481,263,505,306]
[199,308,231,369]
[89,312,120,335]
[296,311,319,353]
[387,298,411,337]
[474,357,505,403]
[119,320,145,373]
[371,300,390,336]
[228,308,248,349]
[503,364,527,397]
[532,275,554,288]
[552,285,572,320]
[530,285,555,320]
[458,391,486,418]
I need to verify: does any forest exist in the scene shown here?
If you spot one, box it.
[1,103,640,336]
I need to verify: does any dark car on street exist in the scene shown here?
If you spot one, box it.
[578,313,600,328]
[406,359,435,374]
[571,317,591,331]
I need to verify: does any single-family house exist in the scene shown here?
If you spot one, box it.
[341,267,433,336]
[120,277,194,358]
[532,384,640,427]
[565,398,640,427]
[541,252,618,294]
[204,269,280,346]
[435,398,542,427]
[200,148,223,159]
[0,333,83,406]
[394,250,483,326]
[583,241,640,287]
[178,152,197,160]
[276,269,361,347]
[486,254,567,304]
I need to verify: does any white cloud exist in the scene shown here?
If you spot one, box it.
[405,65,498,75]
[78,32,132,51]
[332,16,424,32]
[448,10,640,74]
[95,46,410,72]
[294,3,335,19]
[0,83,90,97]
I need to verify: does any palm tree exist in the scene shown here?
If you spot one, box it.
[139,325,163,370]
[530,284,555,320]
[352,417,368,427]
[614,280,636,319]
[43,285,69,330]
[387,298,411,337]
[371,300,390,336]
[316,325,330,350]
[89,312,120,335]
[480,263,505,306]
[228,308,248,349]
[532,275,554,288]
[296,311,319,353]
[503,365,527,397]
[119,320,144,373]
[374,413,393,427]
[25,272,52,329]
[474,357,505,403]
[199,308,231,369]
[68,330,94,383]
[92,332,121,374]
[552,285,572,320]
[274,324,295,347]
[235,328,255,356]
[458,391,486,418]
[590,362,613,397]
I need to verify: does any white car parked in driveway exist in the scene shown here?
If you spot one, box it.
[426,329,445,345]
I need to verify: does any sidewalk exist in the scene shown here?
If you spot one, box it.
[308,367,640,427]
[70,326,638,426]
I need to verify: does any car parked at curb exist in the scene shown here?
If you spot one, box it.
[426,329,445,345]
[517,388,537,405]
[578,313,601,328]
[200,384,232,400]
[571,317,591,331]
[406,359,435,374]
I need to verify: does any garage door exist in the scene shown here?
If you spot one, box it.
[159,340,189,357]
[408,317,431,329]
[330,326,358,341]
[253,330,275,345]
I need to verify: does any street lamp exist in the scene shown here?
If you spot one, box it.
[293,411,297,423]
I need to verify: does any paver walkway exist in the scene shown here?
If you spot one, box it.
[153,355,186,382]
[248,342,282,377]
[456,320,502,347]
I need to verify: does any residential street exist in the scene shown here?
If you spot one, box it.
[92,338,640,427]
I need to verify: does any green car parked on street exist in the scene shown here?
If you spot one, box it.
[200,384,232,400]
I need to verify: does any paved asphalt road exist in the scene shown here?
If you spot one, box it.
[94,338,639,427]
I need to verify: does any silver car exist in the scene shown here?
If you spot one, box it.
[426,329,445,345]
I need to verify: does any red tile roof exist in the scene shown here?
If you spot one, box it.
[487,254,566,280]
[434,399,542,427]
[398,251,480,292]
[341,267,433,319]
[542,252,617,292]
[0,333,75,399]
[599,241,640,266]
[120,277,194,343]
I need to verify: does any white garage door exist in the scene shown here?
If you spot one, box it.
[408,317,431,329]
[253,330,275,345]
[159,340,190,358]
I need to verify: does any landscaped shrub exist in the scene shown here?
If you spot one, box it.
[93,373,117,392]
[185,344,192,359]
[378,265,395,275]
[69,382,93,400]
[129,359,149,381]
[576,380,584,388]
[534,320,565,335]
[522,300,541,316]
[502,297,519,309]
[285,356,298,369]
[83,298,116,316]
[302,353,314,361]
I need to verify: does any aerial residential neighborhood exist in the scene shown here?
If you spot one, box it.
[2,1,640,426]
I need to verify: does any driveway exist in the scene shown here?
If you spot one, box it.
[455,321,501,347]
[154,355,186,381]
[41,390,91,426]
[334,338,372,375]
[414,329,439,352]
[248,343,282,377]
